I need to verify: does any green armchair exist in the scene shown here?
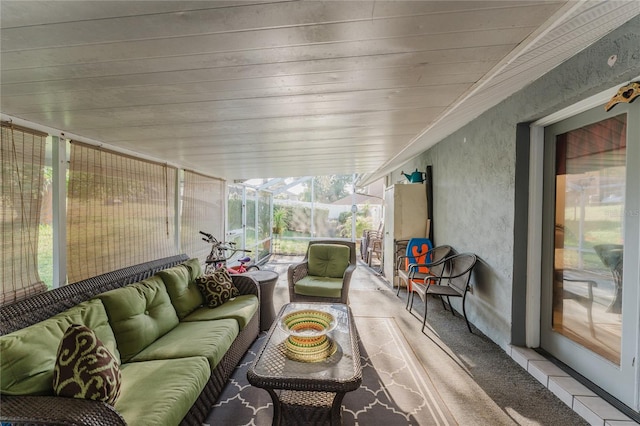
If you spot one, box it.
[288,240,357,304]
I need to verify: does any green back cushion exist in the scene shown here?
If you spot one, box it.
[0,299,118,395]
[130,319,238,369]
[182,258,203,282]
[53,324,122,405]
[307,244,350,278]
[183,295,259,329]
[98,276,179,362]
[157,264,204,319]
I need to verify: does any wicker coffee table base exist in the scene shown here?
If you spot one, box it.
[270,390,344,425]
[247,303,361,426]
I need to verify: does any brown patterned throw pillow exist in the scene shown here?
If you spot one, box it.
[195,268,239,308]
[53,324,121,405]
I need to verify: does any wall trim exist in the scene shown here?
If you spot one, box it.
[526,125,544,348]
[533,76,640,127]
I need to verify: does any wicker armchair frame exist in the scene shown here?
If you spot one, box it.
[287,240,357,304]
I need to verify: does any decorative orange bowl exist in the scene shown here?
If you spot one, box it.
[279,310,338,362]
[279,309,337,338]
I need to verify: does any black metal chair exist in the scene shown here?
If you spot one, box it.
[394,238,431,296]
[397,244,455,307]
[409,253,478,333]
[593,244,623,314]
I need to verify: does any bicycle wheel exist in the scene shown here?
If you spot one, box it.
[246,265,260,271]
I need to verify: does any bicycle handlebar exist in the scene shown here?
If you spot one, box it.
[199,231,251,252]
[219,244,251,253]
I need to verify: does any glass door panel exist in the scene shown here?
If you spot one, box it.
[552,115,625,364]
[542,101,639,410]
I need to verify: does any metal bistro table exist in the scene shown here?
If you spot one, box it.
[247,302,362,426]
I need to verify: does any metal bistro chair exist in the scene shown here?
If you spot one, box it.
[395,238,430,296]
[395,238,433,297]
[398,244,455,309]
[399,245,456,307]
[396,241,453,302]
[593,244,623,314]
[409,253,478,333]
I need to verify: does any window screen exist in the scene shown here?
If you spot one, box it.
[67,142,177,283]
[1,123,48,304]
[181,170,225,264]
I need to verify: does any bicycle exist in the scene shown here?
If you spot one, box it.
[199,231,260,274]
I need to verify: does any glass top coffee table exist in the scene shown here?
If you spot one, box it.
[247,302,361,425]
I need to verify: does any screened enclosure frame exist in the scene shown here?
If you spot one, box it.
[1,129,232,304]
[3,123,378,305]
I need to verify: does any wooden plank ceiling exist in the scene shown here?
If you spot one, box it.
[1,1,638,181]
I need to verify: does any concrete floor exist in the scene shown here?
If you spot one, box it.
[261,255,635,426]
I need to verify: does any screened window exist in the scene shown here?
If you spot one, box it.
[256,190,271,261]
[1,123,48,304]
[181,170,225,263]
[228,185,243,248]
[67,142,177,283]
[245,187,257,249]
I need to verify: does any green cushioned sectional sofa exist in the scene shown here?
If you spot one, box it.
[0,254,260,426]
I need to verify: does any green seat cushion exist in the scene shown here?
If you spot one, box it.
[98,276,179,363]
[307,244,350,278]
[130,319,239,369]
[294,276,344,298]
[182,295,259,329]
[115,357,210,426]
[0,299,119,395]
[157,264,204,319]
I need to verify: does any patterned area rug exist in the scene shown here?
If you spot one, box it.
[205,316,456,425]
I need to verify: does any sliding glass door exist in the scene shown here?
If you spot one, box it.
[541,102,639,409]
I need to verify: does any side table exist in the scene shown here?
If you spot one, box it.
[242,269,279,331]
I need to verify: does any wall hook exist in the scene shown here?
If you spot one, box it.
[605,81,640,111]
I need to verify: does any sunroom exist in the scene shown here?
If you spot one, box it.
[2,1,639,425]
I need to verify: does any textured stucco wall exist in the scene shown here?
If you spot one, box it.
[392,16,640,349]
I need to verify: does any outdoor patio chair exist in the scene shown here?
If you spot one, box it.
[390,239,409,289]
[594,244,623,314]
[288,240,357,304]
[399,245,455,311]
[395,238,433,295]
[408,253,478,333]
[396,240,452,301]
[360,223,383,260]
[366,235,383,268]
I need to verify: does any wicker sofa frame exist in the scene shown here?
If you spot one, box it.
[0,254,260,426]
